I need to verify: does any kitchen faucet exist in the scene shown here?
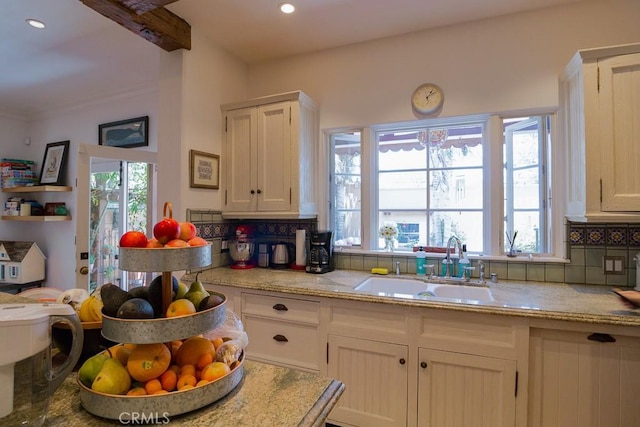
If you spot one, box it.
[478,260,485,284]
[443,235,462,278]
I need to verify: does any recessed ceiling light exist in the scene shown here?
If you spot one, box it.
[279,3,295,14]
[26,18,45,29]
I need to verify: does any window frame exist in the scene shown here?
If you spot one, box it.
[324,111,563,259]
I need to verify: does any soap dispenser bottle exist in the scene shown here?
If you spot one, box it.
[416,246,427,276]
[458,244,470,278]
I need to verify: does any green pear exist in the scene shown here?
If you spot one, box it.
[184,277,209,309]
[78,352,110,387]
[91,357,131,395]
[175,281,189,300]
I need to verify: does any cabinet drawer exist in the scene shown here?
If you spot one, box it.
[242,314,320,371]
[418,310,526,359]
[241,293,319,324]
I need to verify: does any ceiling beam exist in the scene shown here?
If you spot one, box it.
[120,0,180,14]
[79,0,190,52]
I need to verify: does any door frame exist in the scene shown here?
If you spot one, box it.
[75,144,157,290]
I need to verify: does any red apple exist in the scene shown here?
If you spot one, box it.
[178,221,197,241]
[119,231,148,248]
[153,217,180,244]
[165,238,189,248]
[146,238,164,248]
[187,236,208,247]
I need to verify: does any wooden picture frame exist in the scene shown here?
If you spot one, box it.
[38,140,69,185]
[189,150,219,189]
[98,116,149,148]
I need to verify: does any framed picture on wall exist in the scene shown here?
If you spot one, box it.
[98,116,149,148]
[38,140,69,185]
[189,150,220,189]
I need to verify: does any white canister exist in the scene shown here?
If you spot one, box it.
[19,203,31,216]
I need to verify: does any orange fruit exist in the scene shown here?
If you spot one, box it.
[179,364,196,378]
[127,343,172,382]
[114,344,134,366]
[174,337,215,367]
[196,379,209,387]
[168,364,180,374]
[196,352,213,370]
[170,340,183,357]
[160,369,178,392]
[211,337,224,350]
[152,389,169,395]
[166,299,196,318]
[201,362,231,382]
[126,387,147,396]
[144,378,163,395]
[177,374,197,390]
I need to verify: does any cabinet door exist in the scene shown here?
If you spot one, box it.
[256,101,291,211]
[225,107,257,212]
[528,329,640,427]
[599,52,640,211]
[418,348,516,427]
[327,335,408,427]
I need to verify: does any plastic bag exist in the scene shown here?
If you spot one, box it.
[205,310,248,367]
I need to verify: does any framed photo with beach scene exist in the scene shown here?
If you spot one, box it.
[190,150,219,189]
[98,116,148,148]
[38,140,69,185]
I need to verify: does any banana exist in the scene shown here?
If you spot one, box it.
[79,297,93,322]
[89,297,103,321]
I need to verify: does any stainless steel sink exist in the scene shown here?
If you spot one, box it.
[354,276,493,303]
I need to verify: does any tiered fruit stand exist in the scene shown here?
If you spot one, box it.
[78,243,244,420]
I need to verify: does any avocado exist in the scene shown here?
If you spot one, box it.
[100,283,131,317]
[147,275,178,317]
[128,286,149,301]
[198,293,225,311]
[116,298,155,319]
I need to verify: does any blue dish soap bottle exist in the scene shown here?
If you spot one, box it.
[458,244,470,278]
[416,246,427,276]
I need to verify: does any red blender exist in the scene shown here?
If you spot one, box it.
[229,225,255,269]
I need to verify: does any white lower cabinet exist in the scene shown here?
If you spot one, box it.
[417,348,516,427]
[216,286,640,427]
[327,335,409,427]
[240,292,321,372]
[528,328,640,427]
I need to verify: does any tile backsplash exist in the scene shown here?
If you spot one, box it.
[187,210,639,288]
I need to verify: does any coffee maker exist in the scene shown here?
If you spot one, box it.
[306,230,334,274]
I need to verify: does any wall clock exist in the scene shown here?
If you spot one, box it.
[411,83,444,116]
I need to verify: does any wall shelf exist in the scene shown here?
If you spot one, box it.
[2,185,72,193]
[1,215,71,221]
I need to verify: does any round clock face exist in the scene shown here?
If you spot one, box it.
[411,83,444,115]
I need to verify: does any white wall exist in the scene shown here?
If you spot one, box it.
[156,28,247,220]
[246,0,640,129]
[0,89,158,289]
[0,115,29,158]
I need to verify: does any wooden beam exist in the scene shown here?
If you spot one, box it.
[120,0,180,14]
[79,0,190,52]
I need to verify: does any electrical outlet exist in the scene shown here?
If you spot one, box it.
[221,240,228,250]
[603,256,625,274]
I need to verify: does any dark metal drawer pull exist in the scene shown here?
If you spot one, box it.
[399,358,406,365]
[587,333,616,343]
[272,303,288,311]
[420,361,428,369]
[273,334,288,342]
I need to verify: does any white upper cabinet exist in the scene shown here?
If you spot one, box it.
[221,91,319,219]
[560,43,640,222]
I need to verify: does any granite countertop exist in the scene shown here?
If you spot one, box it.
[43,362,343,427]
[189,268,640,328]
[0,293,344,427]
